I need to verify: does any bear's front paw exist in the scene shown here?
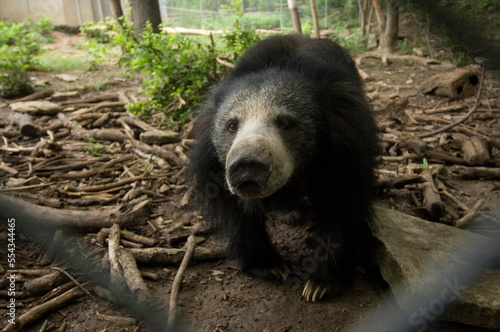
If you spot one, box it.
[302,278,340,302]
[247,263,291,281]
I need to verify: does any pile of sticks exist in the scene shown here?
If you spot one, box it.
[374,64,500,227]
[0,88,214,330]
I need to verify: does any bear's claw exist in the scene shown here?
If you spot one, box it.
[247,263,291,281]
[302,279,334,302]
[269,264,291,281]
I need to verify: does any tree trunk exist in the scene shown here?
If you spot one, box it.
[379,0,398,52]
[130,0,162,36]
[109,0,124,24]
[309,0,320,38]
[357,0,370,36]
[372,0,386,34]
[366,1,374,35]
[287,0,302,34]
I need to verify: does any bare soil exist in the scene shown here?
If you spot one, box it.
[0,31,499,332]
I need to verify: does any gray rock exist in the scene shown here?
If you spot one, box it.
[373,207,500,329]
[10,101,62,115]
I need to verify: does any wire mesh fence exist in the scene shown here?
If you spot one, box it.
[158,0,359,30]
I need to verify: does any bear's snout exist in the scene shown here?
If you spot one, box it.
[227,153,272,198]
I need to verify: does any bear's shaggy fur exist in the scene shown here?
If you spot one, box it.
[190,35,379,302]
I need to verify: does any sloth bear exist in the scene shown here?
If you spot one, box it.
[190,35,379,302]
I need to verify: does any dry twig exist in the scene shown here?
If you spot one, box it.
[168,234,196,330]
[1,287,84,332]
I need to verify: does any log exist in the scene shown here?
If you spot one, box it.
[59,94,118,106]
[9,101,62,115]
[355,52,444,67]
[130,246,218,265]
[120,116,180,144]
[0,193,150,232]
[23,272,67,296]
[377,175,425,189]
[108,224,150,303]
[0,164,18,176]
[72,128,127,143]
[139,131,180,145]
[419,168,447,222]
[452,133,490,166]
[108,223,127,293]
[452,166,500,180]
[8,112,39,137]
[10,89,54,103]
[418,64,486,139]
[420,65,481,98]
[50,91,80,101]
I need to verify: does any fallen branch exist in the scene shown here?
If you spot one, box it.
[0,164,18,176]
[216,57,235,69]
[420,168,448,222]
[59,94,118,106]
[72,128,127,143]
[96,227,157,246]
[168,234,196,330]
[108,224,150,303]
[452,133,490,166]
[355,52,444,66]
[452,166,500,180]
[377,175,425,189]
[64,175,144,193]
[120,116,179,140]
[454,198,485,228]
[130,246,218,265]
[50,267,97,302]
[8,112,40,137]
[0,193,150,232]
[90,101,126,113]
[9,89,54,103]
[23,271,67,296]
[441,190,469,211]
[1,286,84,332]
[127,134,186,167]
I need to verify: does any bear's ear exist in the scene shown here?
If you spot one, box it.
[213,92,224,109]
[210,82,230,110]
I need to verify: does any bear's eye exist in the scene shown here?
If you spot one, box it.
[228,121,238,133]
[274,116,294,130]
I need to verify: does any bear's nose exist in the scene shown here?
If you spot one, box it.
[227,154,271,197]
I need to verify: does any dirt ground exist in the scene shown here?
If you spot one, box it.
[1,29,499,332]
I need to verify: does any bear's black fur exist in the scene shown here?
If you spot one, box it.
[190,35,379,301]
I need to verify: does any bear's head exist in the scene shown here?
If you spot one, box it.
[211,70,322,199]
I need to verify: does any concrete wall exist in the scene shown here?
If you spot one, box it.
[0,0,112,26]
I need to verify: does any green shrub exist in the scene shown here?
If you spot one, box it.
[81,20,113,43]
[0,18,54,98]
[329,23,367,54]
[110,8,260,125]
